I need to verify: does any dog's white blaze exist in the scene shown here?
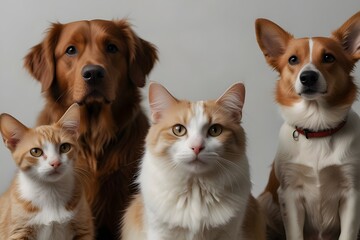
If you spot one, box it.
[294,38,327,100]
[309,38,314,63]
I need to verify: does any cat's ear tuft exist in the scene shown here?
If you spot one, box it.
[0,113,28,152]
[57,103,80,138]
[148,82,178,123]
[216,83,245,120]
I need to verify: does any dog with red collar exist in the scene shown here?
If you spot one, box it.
[256,12,360,239]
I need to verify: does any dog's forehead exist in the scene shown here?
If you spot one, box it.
[55,20,128,52]
[62,20,118,35]
[311,37,345,53]
[285,38,310,56]
[62,20,90,32]
[57,21,93,43]
[287,37,341,52]
[285,37,347,59]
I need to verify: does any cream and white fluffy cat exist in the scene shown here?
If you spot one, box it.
[121,82,265,240]
[0,104,94,240]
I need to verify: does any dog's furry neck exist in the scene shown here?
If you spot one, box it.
[84,103,104,118]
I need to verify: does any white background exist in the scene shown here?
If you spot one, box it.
[0,0,359,196]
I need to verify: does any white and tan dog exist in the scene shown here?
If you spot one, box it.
[256,12,360,240]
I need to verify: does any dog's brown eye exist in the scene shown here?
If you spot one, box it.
[106,44,118,53]
[323,53,335,63]
[172,124,187,137]
[288,55,299,65]
[66,46,78,56]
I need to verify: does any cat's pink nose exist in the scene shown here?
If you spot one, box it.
[192,146,204,155]
[50,160,62,169]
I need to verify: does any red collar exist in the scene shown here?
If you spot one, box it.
[293,121,346,140]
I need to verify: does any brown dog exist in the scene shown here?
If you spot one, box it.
[256,12,360,239]
[24,19,158,239]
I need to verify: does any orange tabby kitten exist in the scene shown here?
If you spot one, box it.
[0,104,94,240]
[121,82,265,240]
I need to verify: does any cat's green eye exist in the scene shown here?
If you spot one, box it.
[208,124,222,137]
[172,124,187,137]
[60,143,71,153]
[30,148,43,157]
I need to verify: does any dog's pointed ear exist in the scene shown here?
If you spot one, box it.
[24,23,62,92]
[255,18,293,69]
[332,11,360,61]
[116,20,158,88]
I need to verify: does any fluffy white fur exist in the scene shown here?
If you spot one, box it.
[140,150,250,240]
[277,107,360,239]
[123,82,253,240]
[18,166,76,239]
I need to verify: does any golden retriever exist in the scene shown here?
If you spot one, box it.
[24,19,158,239]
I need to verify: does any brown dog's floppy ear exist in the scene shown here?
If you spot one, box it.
[129,37,158,87]
[116,19,158,88]
[24,23,62,92]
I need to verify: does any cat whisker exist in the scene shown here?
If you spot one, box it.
[210,154,249,190]
[220,158,248,178]
[159,156,181,171]
[221,164,243,190]
[212,159,237,191]
[222,150,245,157]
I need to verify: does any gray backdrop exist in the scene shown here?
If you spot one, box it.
[1,0,359,196]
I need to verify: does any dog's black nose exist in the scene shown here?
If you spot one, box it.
[300,70,319,87]
[82,65,105,84]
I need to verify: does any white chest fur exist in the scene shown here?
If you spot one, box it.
[140,152,251,240]
[18,172,76,238]
[276,110,360,177]
[275,110,360,237]
[36,222,73,240]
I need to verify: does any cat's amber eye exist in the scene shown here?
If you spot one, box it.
[60,143,71,153]
[30,148,43,157]
[208,124,222,137]
[172,124,187,137]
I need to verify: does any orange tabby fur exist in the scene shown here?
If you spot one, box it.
[0,104,94,239]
